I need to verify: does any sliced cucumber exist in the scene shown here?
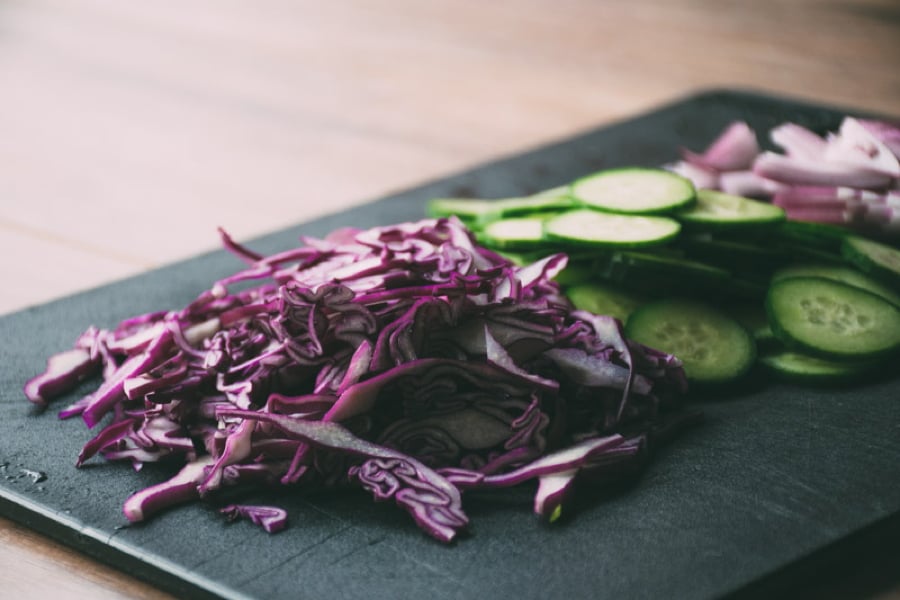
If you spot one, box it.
[772,263,900,307]
[842,236,900,289]
[428,192,575,227]
[676,189,785,228]
[625,299,756,385]
[480,216,550,250]
[479,194,576,224]
[532,185,570,198]
[678,236,787,273]
[493,250,536,267]
[544,209,681,248]
[554,262,596,286]
[776,220,849,252]
[776,242,845,265]
[565,282,646,323]
[759,347,880,385]
[570,168,695,214]
[766,277,900,360]
[427,198,496,223]
[594,251,732,297]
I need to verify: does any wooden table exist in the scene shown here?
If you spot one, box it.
[1,0,898,597]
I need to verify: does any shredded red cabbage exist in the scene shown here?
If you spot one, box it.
[25,217,693,542]
[220,504,288,534]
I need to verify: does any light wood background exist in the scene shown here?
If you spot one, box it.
[1,0,899,598]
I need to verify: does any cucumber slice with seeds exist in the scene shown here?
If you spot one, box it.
[571,168,695,214]
[766,277,900,360]
[772,263,900,307]
[625,299,756,385]
[842,236,900,289]
[544,209,681,248]
[676,189,785,228]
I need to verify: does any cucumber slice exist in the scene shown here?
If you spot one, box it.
[678,236,787,273]
[570,168,695,214]
[428,193,575,227]
[594,251,732,297]
[565,282,646,323]
[482,194,576,222]
[544,209,681,248]
[772,263,900,307]
[625,299,756,385]
[480,216,549,250]
[427,198,496,222]
[759,348,879,385]
[554,262,595,286]
[766,277,900,360]
[777,242,845,265]
[776,220,849,252]
[532,185,570,198]
[842,236,900,289]
[676,189,785,228]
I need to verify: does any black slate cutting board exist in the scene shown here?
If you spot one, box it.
[2,89,899,600]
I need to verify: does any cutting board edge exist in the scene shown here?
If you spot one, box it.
[0,486,247,600]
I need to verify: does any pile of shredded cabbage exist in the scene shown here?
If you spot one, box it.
[25,217,695,542]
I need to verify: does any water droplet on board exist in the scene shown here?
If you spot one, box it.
[19,468,47,484]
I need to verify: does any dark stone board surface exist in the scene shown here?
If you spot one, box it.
[1,89,898,600]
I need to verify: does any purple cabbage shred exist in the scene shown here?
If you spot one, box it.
[24,217,695,543]
[220,504,288,534]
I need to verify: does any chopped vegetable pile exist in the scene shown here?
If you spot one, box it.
[25,218,694,542]
[428,117,900,388]
[26,112,900,542]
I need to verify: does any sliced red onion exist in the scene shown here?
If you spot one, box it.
[753,151,893,189]
[881,210,900,233]
[772,186,863,211]
[781,206,853,225]
[859,119,900,159]
[682,121,759,171]
[663,161,719,190]
[824,118,900,177]
[770,123,827,161]
[862,204,893,225]
[718,170,785,197]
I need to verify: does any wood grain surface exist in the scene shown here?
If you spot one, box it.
[1,0,899,598]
